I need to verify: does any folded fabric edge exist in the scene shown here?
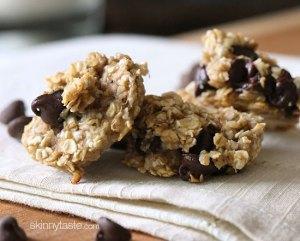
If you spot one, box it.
[0,150,294,241]
[0,152,253,241]
[0,179,251,241]
[0,186,216,241]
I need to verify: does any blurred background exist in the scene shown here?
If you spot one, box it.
[0,0,300,52]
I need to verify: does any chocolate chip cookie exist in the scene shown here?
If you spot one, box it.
[178,29,299,130]
[22,52,148,183]
[123,92,265,182]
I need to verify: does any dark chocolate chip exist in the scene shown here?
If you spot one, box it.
[149,136,162,153]
[228,59,248,89]
[264,70,298,116]
[189,124,218,155]
[193,65,214,96]
[7,116,32,140]
[133,135,162,154]
[0,100,25,124]
[0,216,27,241]
[179,154,223,181]
[232,45,258,60]
[245,61,260,88]
[264,75,277,104]
[277,70,298,109]
[134,136,145,154]
[179,124,221,181]
[180,63,214,96]
[228,59,260,90]
[111,140,127,150]
[31,90,65,129]
[96,217,131,241]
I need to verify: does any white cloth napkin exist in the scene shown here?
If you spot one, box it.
[0,35,299,241]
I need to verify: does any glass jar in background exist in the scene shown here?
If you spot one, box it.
[0,0,106,52]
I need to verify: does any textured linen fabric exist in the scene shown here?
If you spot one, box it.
[0,36,299,241]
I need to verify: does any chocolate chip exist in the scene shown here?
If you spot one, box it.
[232,45,258,60]
[134,136,145,154]
[0,100,25,124]
[229,59,298,115]
[133,135,162,154]
[277,70,299,109]
[189,124,218,155]
[0,216,27,241]
[180,64,214,96]
[228,59,248,89]
[179,154,223,181]
[31,90,65,128]
[264,70,298,116]
[111,140,127,150]
[179,124,221,181]
[96,217,131,241]
[228,59,260,90]
[149,136,162,153]
[264,76,277,104]
[7,116,32,140]
[193,65,215,96]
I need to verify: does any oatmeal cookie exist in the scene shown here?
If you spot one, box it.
[179,29,299,130]
[123,92,265,182]
[22,52,148,183]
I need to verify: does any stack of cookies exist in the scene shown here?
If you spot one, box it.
[4,29,297,184]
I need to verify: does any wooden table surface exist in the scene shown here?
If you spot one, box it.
[1,7,300,241]
[177,7,300,55]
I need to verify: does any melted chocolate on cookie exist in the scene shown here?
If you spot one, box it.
[188,49,299,116]
[181,64,215,96]
[31,90,65,129]
[263,69,298,116]
[179,124,224,181]
[232,45,258,60]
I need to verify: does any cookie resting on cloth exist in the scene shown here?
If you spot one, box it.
[179,29,300,130]
[123,92,265,182]
[22,52,148,183]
